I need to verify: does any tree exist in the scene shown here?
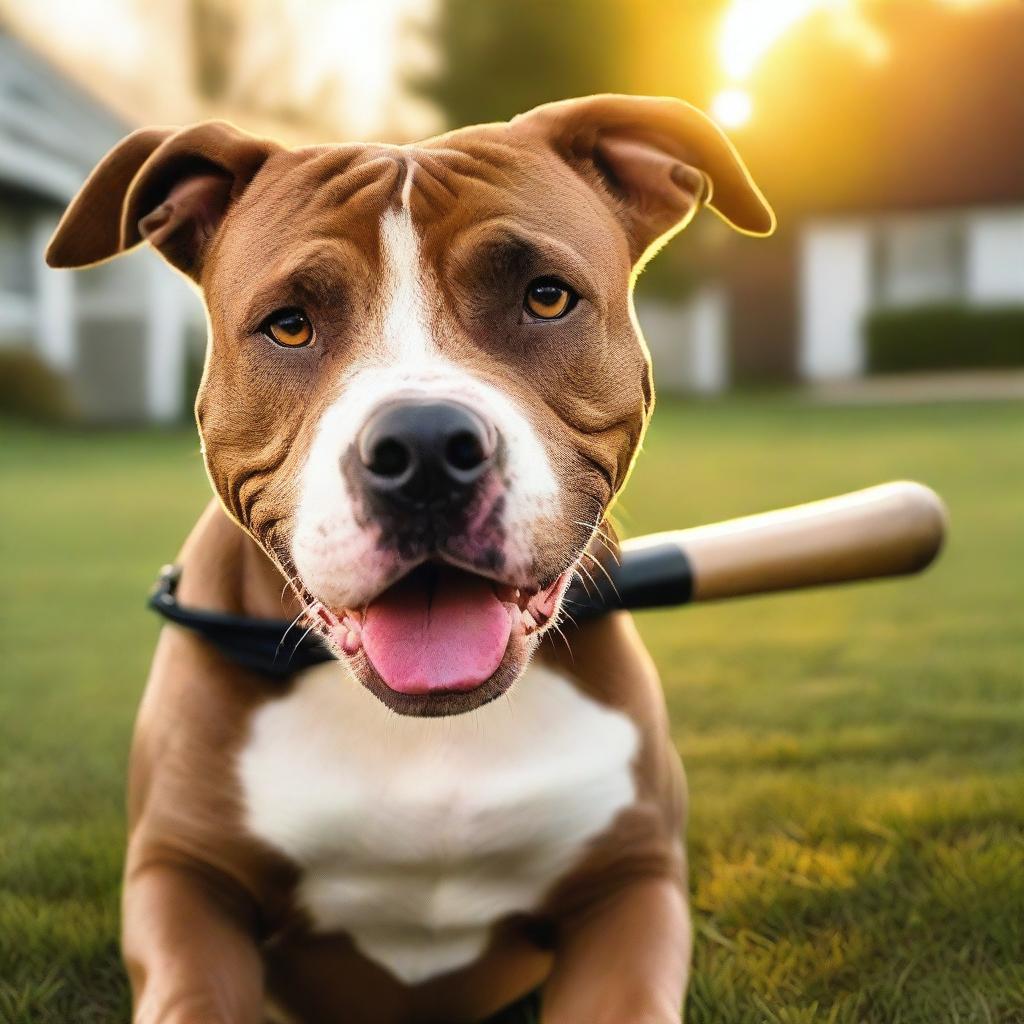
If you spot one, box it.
[408,0,727,299]
[409,0,626,129]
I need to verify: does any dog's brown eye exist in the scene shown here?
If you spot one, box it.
[524,279,575,320]
[263,309,313,347]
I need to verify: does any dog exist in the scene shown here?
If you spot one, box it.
[47,94,773,1024]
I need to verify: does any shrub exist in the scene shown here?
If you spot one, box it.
[0,348,75,421]
[865,304,1024,373]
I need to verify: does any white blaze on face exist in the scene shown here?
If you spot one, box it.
[379,190,432,362]
[290,191,561,612]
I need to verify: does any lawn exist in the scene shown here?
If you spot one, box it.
[1,396,1022,1024]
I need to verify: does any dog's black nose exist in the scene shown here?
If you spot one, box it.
[356,400,495,508]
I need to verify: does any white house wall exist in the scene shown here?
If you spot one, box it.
[966,210,1024,302]
[70,248,204,423]
[145,255,197,423]
[30,213,74,370]
[0,32,126,202]
[799,223,872,380]
[635,287,728,395]
[799,205,1024,381]
[0,30,208,422]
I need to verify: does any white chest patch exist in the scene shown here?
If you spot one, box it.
[238,661,639,984]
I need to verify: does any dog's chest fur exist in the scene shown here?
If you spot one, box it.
[238,661,639,984]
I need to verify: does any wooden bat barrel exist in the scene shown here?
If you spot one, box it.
[565,481,948,620]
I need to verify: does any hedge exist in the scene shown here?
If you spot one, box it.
[0,348,74,421]
[865,304,1024,373]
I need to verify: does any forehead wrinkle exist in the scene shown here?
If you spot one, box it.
[222,152,398,267]
[435,217,601,302]
[233,237,365,328]
[268,237,360,280]
[290,143,364,179]
[261,240,356,298]
[400,158,415,209]
[399,144,523,221]
[309,153,404,211]
[421,128,519,165]
[418,145,519,190]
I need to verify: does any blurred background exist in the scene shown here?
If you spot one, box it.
[2,0,1023,416]
[0,2,1022,1022]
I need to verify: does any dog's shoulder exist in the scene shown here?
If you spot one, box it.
[126,503,303,902]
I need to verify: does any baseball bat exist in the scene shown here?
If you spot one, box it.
[565,481,948,620]
[150,482,948,673]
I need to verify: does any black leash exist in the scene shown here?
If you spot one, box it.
[148,543,694,679]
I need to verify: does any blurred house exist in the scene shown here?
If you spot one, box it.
[699,2,1024,389]
[793,5,1024,384]
[4,5,1021,411]
[0,28,202,422]
[636,286,730,395]
[799,200,1024,382]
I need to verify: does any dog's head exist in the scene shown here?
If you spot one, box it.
[49,95,772,715]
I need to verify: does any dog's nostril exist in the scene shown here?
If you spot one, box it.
[445,430,486,472]
[368,438,412,479]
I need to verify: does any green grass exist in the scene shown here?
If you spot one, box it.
[1,397,1022,1024]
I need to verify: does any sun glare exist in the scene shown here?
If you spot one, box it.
[711,87,753,129]
[719,0,834,81]
[713,0,898,127]
[714,0,1003,119]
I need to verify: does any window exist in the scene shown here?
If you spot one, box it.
[875,216,966,308]
[0,212,32,296]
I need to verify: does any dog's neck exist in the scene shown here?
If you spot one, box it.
[176,499,305,624]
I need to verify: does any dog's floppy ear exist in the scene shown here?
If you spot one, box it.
[46,121,279,279]
[513,94,775,266]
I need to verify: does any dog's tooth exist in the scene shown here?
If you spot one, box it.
[522,610,539,631]
[494,583,520,604]
[341,629,361,655]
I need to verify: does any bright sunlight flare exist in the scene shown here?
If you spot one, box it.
[711,87,753,128]
[710,0,1002,129]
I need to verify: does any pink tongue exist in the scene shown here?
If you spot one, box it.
[362,566,513,695]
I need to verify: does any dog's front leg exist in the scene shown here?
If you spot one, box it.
[542,877,691,1024]
[122,861,264,1024]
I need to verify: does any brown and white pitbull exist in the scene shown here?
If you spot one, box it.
[47,95,773,1024]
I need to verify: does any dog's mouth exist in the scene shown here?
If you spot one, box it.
[312,561,567,704]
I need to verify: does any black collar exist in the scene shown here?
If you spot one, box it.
[148,542,693,679]
[148,565,331,678]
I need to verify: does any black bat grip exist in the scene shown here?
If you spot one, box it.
[563,542,694,625]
